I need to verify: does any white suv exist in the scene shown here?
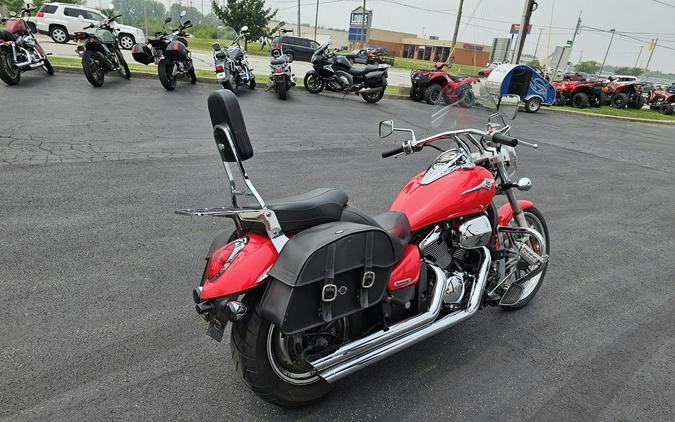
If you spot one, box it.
[34,2,145,49]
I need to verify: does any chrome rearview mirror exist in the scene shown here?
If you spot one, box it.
[498,94,520,120]
[240,25,249,32]
[379,120,394,138]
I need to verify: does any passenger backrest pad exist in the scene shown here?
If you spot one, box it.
[208,89,253,162]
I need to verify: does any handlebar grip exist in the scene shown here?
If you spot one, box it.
[492,132,519,147]
[381,145,404,158]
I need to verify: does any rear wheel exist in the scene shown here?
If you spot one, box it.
[248,76,256,89]
[424,83,444,105]
[82,50,104,87]
[660,103,674,115]
[627,95,645,109]
[188,68,197,84]
[231,299,347,407]
[118,34,135,50]
[554,93,566,106]
[500,206,550,310]
[49,26,69,44]
[459,89,476,108]
[304,73,324,94]
[610,92,628,108]
[277,80,287,100]
[571,92,589,108]
[362,89,385,103]
[158,58,176,91]
[525,96,541,113]
[0,48,21,85]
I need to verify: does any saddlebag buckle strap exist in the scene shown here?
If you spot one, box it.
[321,242,337,322]
[360,232,374,308]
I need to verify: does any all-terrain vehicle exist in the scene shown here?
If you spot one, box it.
[605,77,645,109]
[410,62,479,106]
[553,80,607,108]
[647,85,675,115]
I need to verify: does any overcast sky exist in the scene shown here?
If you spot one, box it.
[267,0,675,73]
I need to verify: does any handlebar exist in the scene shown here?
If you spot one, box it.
[490,132,518,147]
[381,145,405,158]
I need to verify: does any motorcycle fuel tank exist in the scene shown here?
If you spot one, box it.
[389,165,496,231]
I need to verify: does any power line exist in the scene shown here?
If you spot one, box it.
[650,0,675,9]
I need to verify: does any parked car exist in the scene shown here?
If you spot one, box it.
[346,47,386,65]
[478,62,502,77]
[270,35,319,62]
[608,74,638,83]
[33,2,144,49]
[562,71,592,81]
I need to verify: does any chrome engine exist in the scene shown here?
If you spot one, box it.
[442,271,467,309]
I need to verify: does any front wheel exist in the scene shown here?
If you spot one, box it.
[500,206,550,310]
[610,92,628,108]
[158,58,176,91]
[231,302,345,407]
[304,73,324,94]
[82,50,104,87]
[424,83,444,105]
[0,48,21,85]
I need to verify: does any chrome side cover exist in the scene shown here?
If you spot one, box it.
[457,215,492,249]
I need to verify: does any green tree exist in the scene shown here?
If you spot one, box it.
[575,60,601,74]
[212,0,277,40]
[112,0,166,20]
[32,0,84,10]
[612,66,642,76]
[527,57,541,69]
[0,0,25,15]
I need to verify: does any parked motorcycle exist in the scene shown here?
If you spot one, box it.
[211,25,255,92]
[0,6,53,86]
[265,22,295,100]
[177,85,549,407]
[74,6,130,87]
[131,11,196,91]
[304,40,389,103]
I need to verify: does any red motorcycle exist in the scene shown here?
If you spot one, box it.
[410,61,479,106]
[178,90,549,407]
[0,6,53,85]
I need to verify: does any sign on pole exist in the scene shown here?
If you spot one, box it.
[509,23,532,35]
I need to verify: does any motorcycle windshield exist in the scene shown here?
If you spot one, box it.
[95,28,114,44]
[216,27,237,51]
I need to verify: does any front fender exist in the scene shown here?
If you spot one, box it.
[200,232,278,300]
[497,200,533,226]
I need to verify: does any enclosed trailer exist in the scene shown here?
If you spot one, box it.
[485,64,556,113]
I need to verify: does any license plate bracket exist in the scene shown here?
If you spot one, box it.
[207,319,225,342]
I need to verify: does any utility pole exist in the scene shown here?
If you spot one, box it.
[511,0,537,64]
[599,28,615,76]
[568,11,582,53]
[633,46,643,69]
[641,38,658,78]
[447,0,463,64]
[361,0,366,48]
[297,0,301,36]
[144,1,148,36]
[533,28,543,59]
[314,0,319,41]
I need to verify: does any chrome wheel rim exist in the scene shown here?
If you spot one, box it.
[503,212,547,301]
[306,75,321,91]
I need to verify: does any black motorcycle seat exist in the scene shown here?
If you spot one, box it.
[339,206,411,260]
[268,188,349,233]
[348,64,381,76]
[0,30,17,42]
[270,57,287,65]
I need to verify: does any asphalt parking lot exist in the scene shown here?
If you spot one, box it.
[1,73,674,421]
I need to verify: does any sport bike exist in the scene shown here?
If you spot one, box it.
[177,87,549,407]
[211,26,255,93]
[0,6,53,86]
[131,11,196,91]
[304,40,389,103]
[264,22,295,100]
[74,6,130,87]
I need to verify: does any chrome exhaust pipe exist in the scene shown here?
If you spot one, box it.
[312,247,490,383]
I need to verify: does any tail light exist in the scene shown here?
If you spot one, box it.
[274,67,284,73]
[215,64,224,72]
[275,43,281,49]
[37,11,44,17]
[206,244,235,281]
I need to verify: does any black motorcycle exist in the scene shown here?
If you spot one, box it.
[304,41,389,103]
[131,11,196,91]
[264,23,295,100]
[0,6,54,86]
[211,26,255,93]
[74,6,130,87]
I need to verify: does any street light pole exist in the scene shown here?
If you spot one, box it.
[447,0,463,64]
[361,0,366,49]
[599,28,615,76]
[533,27,543,59]
[314,0,319,41]
[297,0,301,35]
[511,0,537,64]
[641,38,658,78]
[633,46,643,69]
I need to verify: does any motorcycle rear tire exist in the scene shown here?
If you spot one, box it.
[304,73,324,94]
[223,80,237,93]
[0,48,21,85]
[230,297,333,408]
[158,59,176,91]
[82,50,104,87]
[248,76,256,89]
[362,89,385,103]
[277,80,287,100]
[189,68,197,84]
[42,58,54,76]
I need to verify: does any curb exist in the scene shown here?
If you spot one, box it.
[545,106,675,125]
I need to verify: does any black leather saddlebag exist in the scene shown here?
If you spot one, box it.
[164,40,188,61]
[132,43,153,65]
[260,222,396,334]
[364,70,387,88]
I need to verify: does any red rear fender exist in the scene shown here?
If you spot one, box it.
[200,233,278,300]
[497,200,533,226]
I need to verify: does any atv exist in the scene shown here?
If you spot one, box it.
[647,85,675,115]
[410,62,479,106]
[606,78,645,109]
[553,79,607,109]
